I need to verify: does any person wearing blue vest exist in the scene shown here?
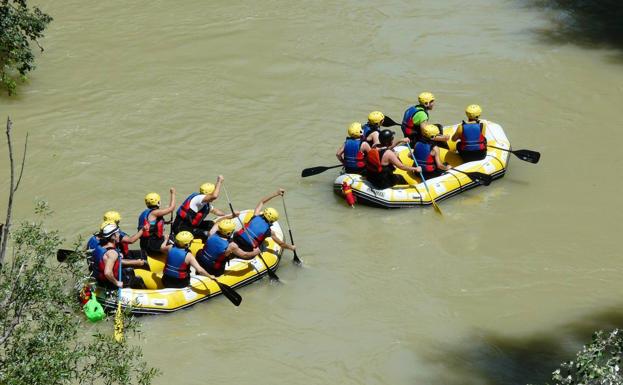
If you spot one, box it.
[451,104,488,162]
[170,176,229,240]
[162,231,214,288]
[336,122,372,174]
[87,211,143,257]
[232,188,296,253]
[91,224,147,289]
[137,188,176,255]
[414,124,453,179]
[362,111,385,146]
[196,219,261,277]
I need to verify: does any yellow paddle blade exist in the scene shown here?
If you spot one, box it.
[114,301,124,343]
[431,199,443,216]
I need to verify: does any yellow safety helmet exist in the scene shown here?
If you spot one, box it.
[218,219,236,236]
[175,231,194,248]
[102,210,121,224]
[100,220,116,231]
[262,207,279,223]
[465,104,482,120]
[367,111,385,125]
[144,192,161,208]
[347,122,363,138]
[422,124,440,140]
[418,92,435,104]
[200,183,215,195]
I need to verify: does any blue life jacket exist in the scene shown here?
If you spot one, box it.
[92,246,120,283]
[86,234,99,251]
[459,121,486,151]
[414,141,436,172]
[402,105,428,137]
[344,138,365,172]
[235,216,271,248]
[199,234,230,274]
[164,246,189,279]
[362,123,379,144]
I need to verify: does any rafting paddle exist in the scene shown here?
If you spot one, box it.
[488,145,540,164]
[382,115,401,127]
[281,196,301,265]
[113,256,124,343]
[301,164,342,177]
[210,277,242,306]
[223,185,279,282]
[448,169,493,186]
[406,142,443,215]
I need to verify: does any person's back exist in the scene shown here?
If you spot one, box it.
[336,122,370,174]
[233,214,271,251]
[415,124,452,179]
[452,104,487,162]
[198,221,235,276]
[365,129,419,189]
[162,232,193,288]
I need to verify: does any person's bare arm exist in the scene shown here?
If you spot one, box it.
[432,147,451,170]
[121,258,147,268]
[202,175,224,203]
[360,141,371,154]
[104,251,122,288]
[270,229,296,251]
[367,131,380,146]
[230,243,260,260]
[122,229,143,244]
[336,144,345,163]
[254,188,284,216]
[187,254,215,279]
[451,124,462,142]
[150,187,176,218]
[210,206,227,216]
[389,137,410,150]
[388,152,421,173]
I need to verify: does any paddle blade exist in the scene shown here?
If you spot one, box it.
[513,149,540,164]
[382,116,401,127]
[113,301,124,343]
[466,171,492,186]
[292,250,302,266]
[301,165,341,178]
[431,200,443,216]
[258,254,279,281]
[216,281,242,306]
[56,249,74,262]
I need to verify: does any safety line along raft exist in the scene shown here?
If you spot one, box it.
[334,121,510,208]
[91,211,283,314]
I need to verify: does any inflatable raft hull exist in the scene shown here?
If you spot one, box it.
[92,211,283,314]
[334,121,510,208]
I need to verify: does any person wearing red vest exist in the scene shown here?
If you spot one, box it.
[365,130,420,189]
[414,124,453,179]
[451,104,488,162]
[92,224,147,289]
[137,188,176,255]
[336,122,371,174]
[170,176,227,240]
[232,189,296,253]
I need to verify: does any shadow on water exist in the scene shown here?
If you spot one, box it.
[421,306,623,385]
[521,0,623,58]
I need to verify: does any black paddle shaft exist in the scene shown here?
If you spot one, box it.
[214,280,242,306]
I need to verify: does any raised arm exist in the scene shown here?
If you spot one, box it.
[202,175,224,203]
[151,187,176,218]
[254,188,285,216]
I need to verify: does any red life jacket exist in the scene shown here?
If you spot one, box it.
[366,148,386,174]
[177,193,211,227]
[138,208,164,239]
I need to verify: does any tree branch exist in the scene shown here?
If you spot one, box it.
[0,116,15,266]
[13,132,28,192]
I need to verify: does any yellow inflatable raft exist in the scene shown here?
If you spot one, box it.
[334,121,511,208]
[93,210,283,314]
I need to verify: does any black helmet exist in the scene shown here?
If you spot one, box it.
[379,129,395,146]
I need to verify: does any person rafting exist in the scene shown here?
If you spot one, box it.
[413,124,453,179]
[138,188,176,255]
[362,111,385,146]
[365,129,420,189]
[401,92,449,145]
[170,176,227,240]
[232,189,296,253]
[196,219,261,277]
[91,224,147,289]
[87,211,142,256]
[451,104,488,162]
[336,122,372,174]
[161,231,215,288]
